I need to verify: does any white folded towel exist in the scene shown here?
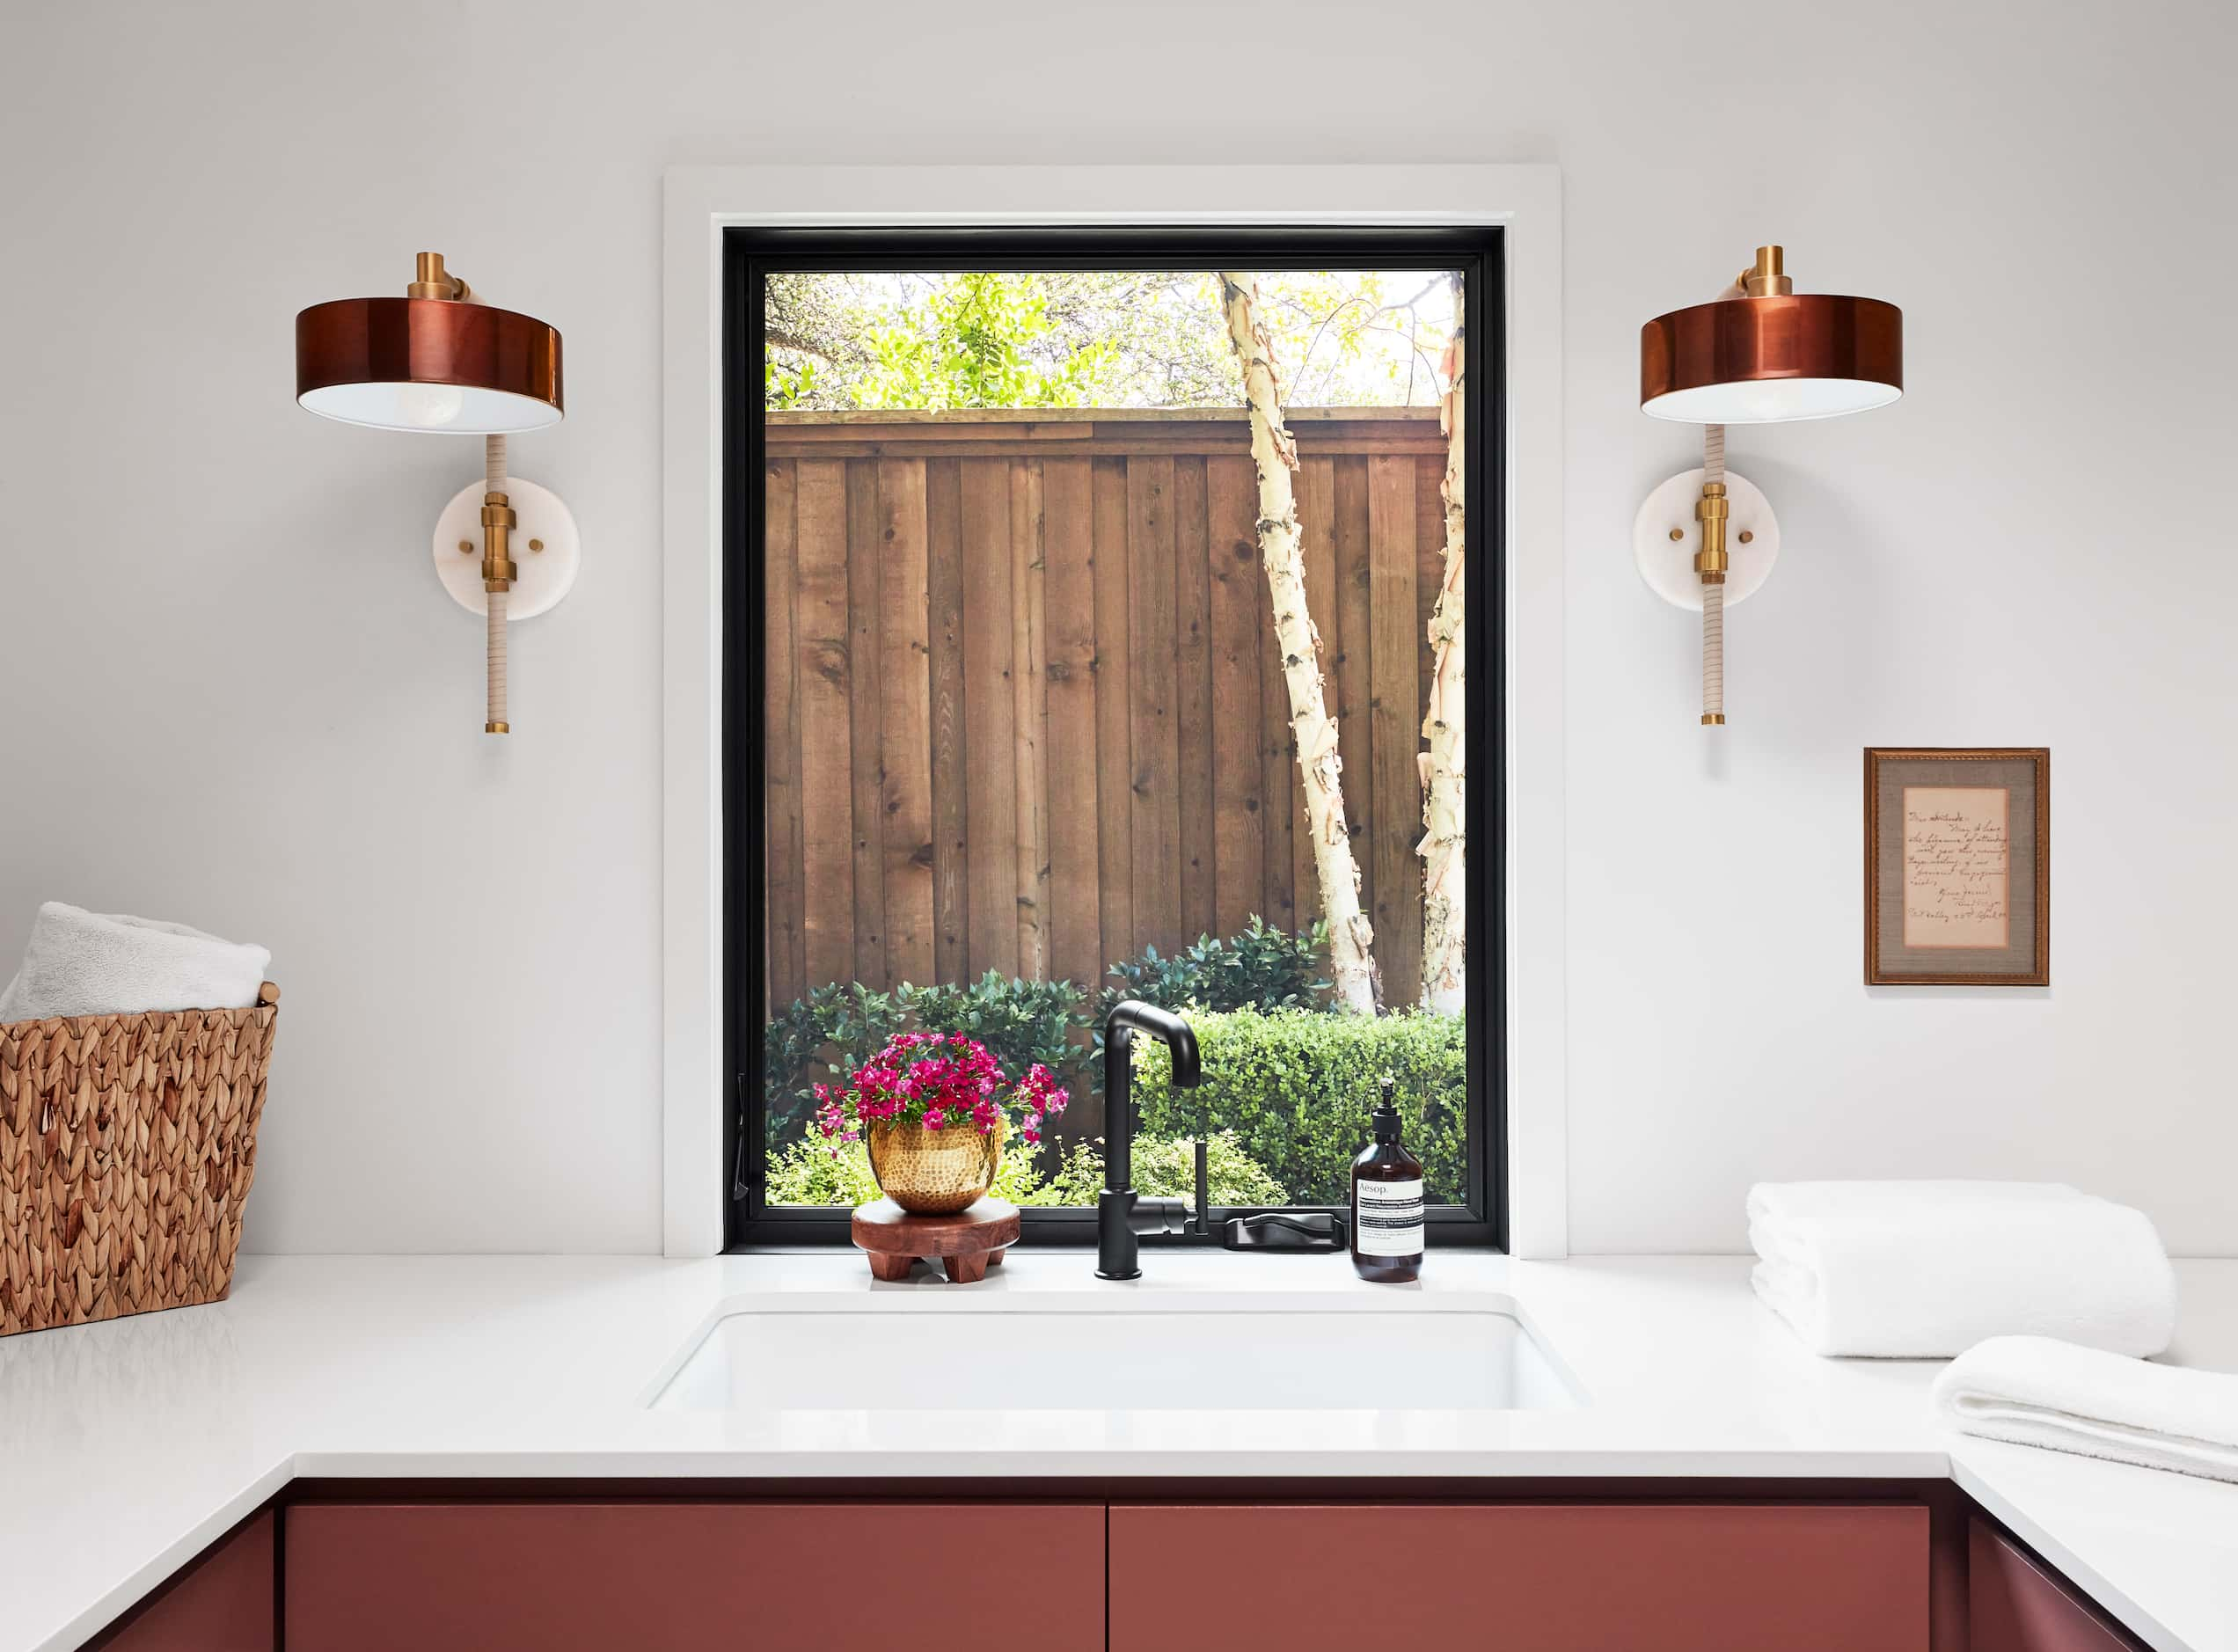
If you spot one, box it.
[1936,1335,2238,1484]
[0,902,271,1022]
[1748,1180,2176,1358]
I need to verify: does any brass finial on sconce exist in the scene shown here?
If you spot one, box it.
[405,251,472,302]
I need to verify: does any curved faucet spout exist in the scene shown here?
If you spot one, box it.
[1106,998,1201,1087]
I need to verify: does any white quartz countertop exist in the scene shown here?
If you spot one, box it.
[3,1252,2234,1652]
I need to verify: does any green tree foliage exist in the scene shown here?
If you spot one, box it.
[764,269,1459,412]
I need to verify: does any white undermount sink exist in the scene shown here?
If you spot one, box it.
[647,1293,1579,1413]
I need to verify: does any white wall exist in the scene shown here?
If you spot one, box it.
[3,0,2233,1255]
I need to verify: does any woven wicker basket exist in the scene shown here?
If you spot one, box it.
[0,983,279,1336]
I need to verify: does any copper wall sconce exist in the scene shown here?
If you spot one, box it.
[296,252,577,735]
[1634,245,1902,724]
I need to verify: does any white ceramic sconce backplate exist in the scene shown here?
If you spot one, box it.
[430,474,581,619]
[1631,466,1781,610]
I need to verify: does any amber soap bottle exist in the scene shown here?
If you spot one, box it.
[1350,1076,1424,1282]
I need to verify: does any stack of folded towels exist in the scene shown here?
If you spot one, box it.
[0,901,270,1022]
[1752,1180,2238,1485]
[1747,1180,2176,1358]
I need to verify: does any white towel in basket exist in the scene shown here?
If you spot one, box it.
[0,902,270,1021]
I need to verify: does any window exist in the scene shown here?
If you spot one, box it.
[725,229,1503,1248]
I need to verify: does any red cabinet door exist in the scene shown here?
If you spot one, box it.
[1971,1520,2142,1652]
[1109,1502,1929,1651]
[95,1511,274,1652]
[286,1502,1102,1652]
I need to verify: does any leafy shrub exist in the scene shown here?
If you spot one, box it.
[1130,1007,1467,1207]
[1097,917,1330,1029]
[762,1131,1282,1210]
[763,982,909,1145]
[1130,1130,1286,1208]
[764,1136,886,1208]
[903,973,1090,1092]
[763,918,1334,1151]
[763,971,1091,1150]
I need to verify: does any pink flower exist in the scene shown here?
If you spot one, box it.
[812,1028,1077,1152]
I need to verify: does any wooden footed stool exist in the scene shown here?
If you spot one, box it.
[851,1197,1020,1283]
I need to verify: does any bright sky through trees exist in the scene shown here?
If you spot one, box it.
[765,269,1461,412]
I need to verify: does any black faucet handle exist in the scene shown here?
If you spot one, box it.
[1192,1137,1210,1235]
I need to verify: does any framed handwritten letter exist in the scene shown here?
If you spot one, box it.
[1865,748,2049,985]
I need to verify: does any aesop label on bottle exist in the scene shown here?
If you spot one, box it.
[1356,1178,1424,1257]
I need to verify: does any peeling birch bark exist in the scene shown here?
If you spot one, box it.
[1417,281,1467,1014]
[1216,272,1379,1015]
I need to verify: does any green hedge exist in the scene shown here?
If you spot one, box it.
[1130,1007,1467,1206]
[762,1129,1284,1210]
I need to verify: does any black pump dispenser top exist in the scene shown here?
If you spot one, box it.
[1371,1078,1402,1144]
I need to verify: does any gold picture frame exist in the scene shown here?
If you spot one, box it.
[1865,748,2049,986]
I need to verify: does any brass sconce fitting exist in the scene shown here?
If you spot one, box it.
[1694,482,1730,585]
[1737,245,1793,299]
[406,251,472,303]
[480,493,517,590]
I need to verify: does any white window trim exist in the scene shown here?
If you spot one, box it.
[661,164,1566,1259]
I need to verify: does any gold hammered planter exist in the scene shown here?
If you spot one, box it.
[865,1116,1004,1215]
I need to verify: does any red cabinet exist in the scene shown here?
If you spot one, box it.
[1109,1502,1930,1651]
[1971,1520,2143,1652]
[119,1490,2139,1652]
[94,1512,274,1652]
[285,1501,1104,1652]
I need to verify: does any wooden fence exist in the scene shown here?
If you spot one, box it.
[759,407,1454,1015]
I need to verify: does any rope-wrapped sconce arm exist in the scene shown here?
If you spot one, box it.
[1696,422,1729,726]
[480,433,516,735]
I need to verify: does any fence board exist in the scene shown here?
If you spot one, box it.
[1091,457,1134,969]
[877,458,934,989]
[764,462,805,1011]
[960,459,1020,980]
[1369,454,1423,1009]
[764,411,1447,1006]
[1416,453,1446,753]
[845,462,888,988]
[1010,461,1050,982]
[1173,456,1215,946]
[925,459,969,983]
[1205,457,1263,941]
[793,460,856,991]
[1128,457,1183,961]
[1042,458,1101,993]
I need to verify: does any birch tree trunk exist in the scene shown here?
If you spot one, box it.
[1215,272,1379,1014]
[1417,281,1466,1013]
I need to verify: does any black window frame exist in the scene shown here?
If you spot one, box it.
[723,225,1506,1251]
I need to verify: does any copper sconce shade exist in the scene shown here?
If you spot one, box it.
[1635,246,1905,728]
[296,295,563,434]
[1641,292,1902,425]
